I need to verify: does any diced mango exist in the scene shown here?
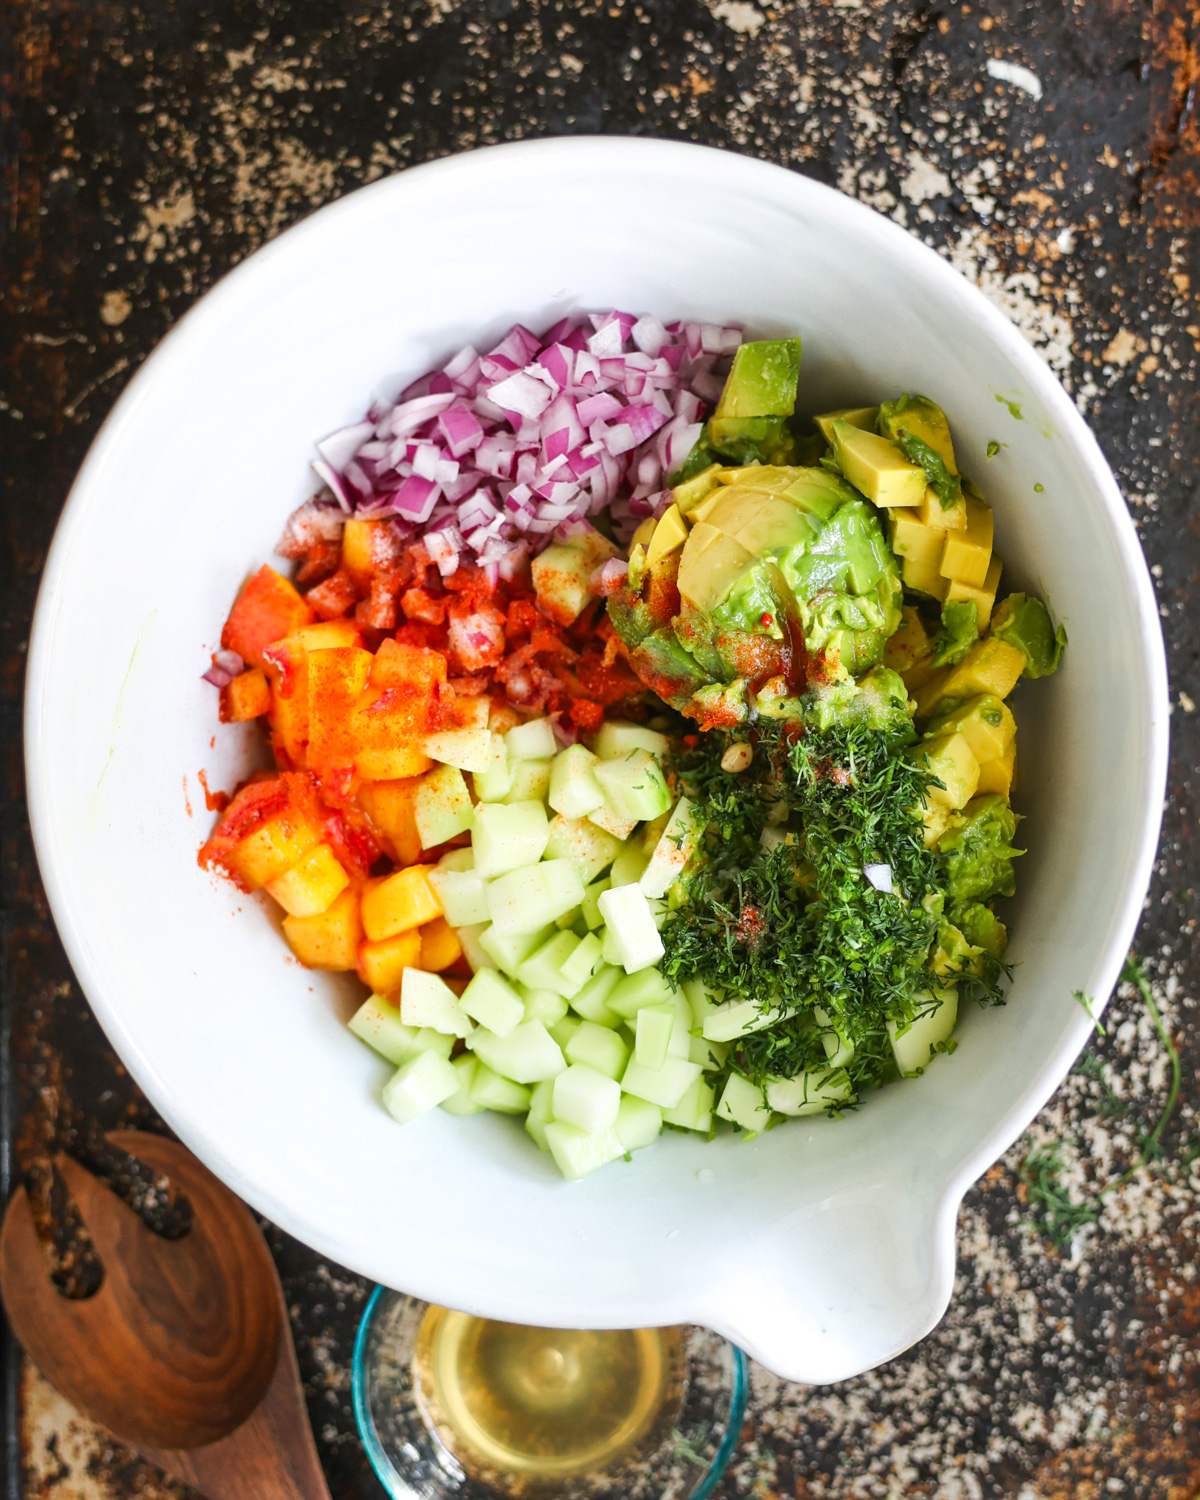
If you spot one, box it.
[914,732,980,810]
[306,645,374,775]
[831,422,926,507]
[419,916,464,973]
[646,505,689,567]
[265,843,350,917]
[945,555,1003,630]
[900,554,948,601]
[283,886,363,970]
[220,667,271,723]
[357,929,423,996]
[917,484,966,531]
[358,778,424,865]
[976,738,1016,797]
[228,809,322,889]
[361,865,443,942]
[198,775,324,888]
[939,497,994,588]
[221,565,314,669]
[341,518,396,590]
[927,693,1016,766]
[814,406,878,446]
[915,638,1027,718]
[354,640,444,780]
[888,511,944,568]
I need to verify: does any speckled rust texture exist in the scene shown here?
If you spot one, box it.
[2,0,1199,1496]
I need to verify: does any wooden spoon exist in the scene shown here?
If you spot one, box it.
[0,1130,331,1500]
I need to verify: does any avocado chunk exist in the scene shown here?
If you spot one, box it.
[800,666,915,746]
[676,522,755,615]
[878,394,964,513]
[706,415,798,467]
[703,487,822,557]
[813,406,879,447]
[936,794,1022,903]
[951,900,1008,959]
[830,421,927,508]
[926,693,1015,765]
[646,504,689,567]
[930,598,980,667]
[713,338,803,420]
[672,462,723,516]
[989,592,1067,678]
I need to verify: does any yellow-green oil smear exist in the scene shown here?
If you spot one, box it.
[89,609,158,820]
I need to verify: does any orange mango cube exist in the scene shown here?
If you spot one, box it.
[357,929,423,996]
[283,886,363,970]
[220,667,272,723]
[419,917,463,973]
[222,565,314,669]
[341,518,396,590]
[265,843,350,917]
[361,866,443,942]
[357,778,425,866]
[264,620,365,768]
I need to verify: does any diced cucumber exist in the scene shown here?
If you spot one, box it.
[566,1020,629,1080]
[688,1034,729,1071]
[460,968,526,1037]
[438,847,475,872]
[641,810,671,852]
[473,733,514,801]
[502,759,553,804]
[487,860,585,936]
[702,997,784,1043]
[426,866,490,927]
[439,1054,484,1116]
[399,969,473,1038]
[349,995,420,1066]
[506,717,558,761]
[568,965,623,1027]
[549,744,606,819]
[594,751,671,824]
[662,1075,715,1132]
[544,815,622,885]
[525,1079,555,1153]
[473,801,550,879]
[813,1005,856,1069]
[620,1054,702,1109]
[682,976,724,1028]
[421,725,493,774]
[559,932,603,991]
[597,885,665,973]
[587,800,638,841]
[607,967,674,1019]
[468,1062,532,1114]
[716,1073,772,1134]
[544,1120,627,1180]
[640,796,701,900]
[615,1095,663,1152]
[555,905,584,931]
[765,1067,853,1116]
[414,764,474,848]
[554,1063,621,1134]
[888,987,958,1074]
[469,1019,566,1083]
[516,930,585,999]
[517,984,569,1026]
[610,841,651,889]
[414,1027,456,1060]
[635,1003,675,1071]
[594,720,670,762]
[456,922,491,974]
[666,991,695,1059]
[381,1050,460,1124]
[580,878,611,931]
[478,923,554,977]
[548,1015,583,1050]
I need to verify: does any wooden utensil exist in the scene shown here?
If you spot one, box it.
[0,1130,332,1500]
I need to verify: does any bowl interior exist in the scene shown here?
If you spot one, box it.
[26,140,1166,1383]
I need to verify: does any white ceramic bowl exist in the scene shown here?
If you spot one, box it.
[26,138,1168,1384]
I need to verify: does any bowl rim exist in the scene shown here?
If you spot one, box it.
[24,136,1170,1375]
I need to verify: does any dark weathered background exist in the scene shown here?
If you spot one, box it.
[2,0,1199,1495]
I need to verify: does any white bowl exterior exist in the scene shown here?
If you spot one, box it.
[26,139,1167,1383]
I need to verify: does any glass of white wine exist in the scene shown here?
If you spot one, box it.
[353,1289,747,1500]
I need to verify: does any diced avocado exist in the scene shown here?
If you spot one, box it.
[916,483,966,531]
[813,406,879,447]
[888,508,944,568]
[831,422,926,508]
[915,638,1027,717]
[912,731,981,810]
[939,496,994,588]
[927,692,1015,765]
[676,521,755,613]
[704,487,822,557]
[673,462,723,515]
[629,627,712,712]
[990,592,1067,678]
[707,415,798,466]
[883,605,934,675]
[801,666,915,747]
[877,394,958,472]
[780,468,849,521]
[713,338,803,420]
[930,599,979,668]
[646,504,689,567]
[945,555,1002,630]
[975,737,1015,797]
[629,517,657,551]
[900,553,949,602]
[686,677,749,728]
[936,794,1022,903]
[951,900,1008,960]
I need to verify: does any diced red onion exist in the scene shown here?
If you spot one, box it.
[202,648,244,688]
[392,474,440,523]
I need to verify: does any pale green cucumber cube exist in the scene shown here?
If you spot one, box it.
[473,801,550,879]
[608,967,674,1019]
[682,976,725,1028]
[478,923,554,977]
[702,997,784,1044]
[601,926,623,969]
[487,861,585,936]
[610,841,651,889]
[382,1050,460,1124]
[765,1067,853,1116]
[580,878,611,931]
[502,759,552,804]
[427,867,490,927]
[620,1054,702,1109]
[667,991,694,1060]
[469,1019,566,1083]
[641,810,671,852]
[414,764,474,848]
[568,966,623,1027]
[587,800,638,841]
[517,984,569,1027]
[553,1063,621,1134]
[635,1003,676,1071]
[640,796,701,900]
[549,744,606,819]
[566,1020,629,1080]
[399,969,473,1038]
[456,922,492,974]
[688,1035,729,1072]
[594,751,671,824]
[460,968,525,1037]
[421,725,493,773]
[559,932,603,992]
[438,847,475,872]
[517,930,586,999]
[615,1095,663,1152]
[594,720,670,762]
[555,905,584,931]
[525,1079,555,1153]
[349,995,420,1066]
[544,1121,626,1181]
[473,733,514,801]
[548,1015,583,1050]
[468,1062,532,1114]
[888,987,958,1075]
[662,1076,715,1133]
[716,1073,772,1134]
[414,1027,456,1060]
[545,815,622,885]
[506,717,558,761]
[813,1005,856,1069]
[439,1054,484,1116]
[597,885,664,973]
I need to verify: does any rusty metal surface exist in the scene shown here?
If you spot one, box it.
[2,0,1199,1495]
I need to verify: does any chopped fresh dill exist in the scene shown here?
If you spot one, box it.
[1072,988,1107,1037]
[892,431,963,510]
